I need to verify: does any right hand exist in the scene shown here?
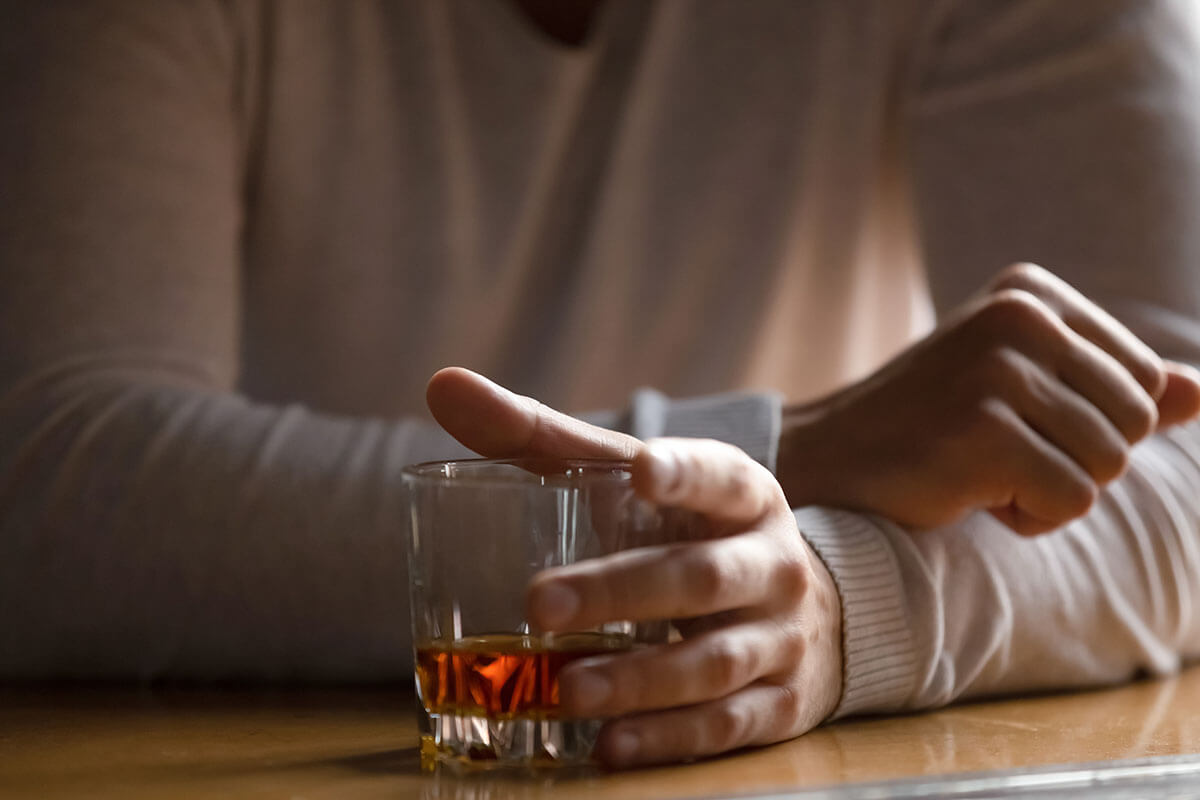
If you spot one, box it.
[777,262,1200,535]
[425,368,844,767]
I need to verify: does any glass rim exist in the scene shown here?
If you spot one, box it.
[400,456,634,487]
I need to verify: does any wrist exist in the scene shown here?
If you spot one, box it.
[807,540,845,723]
[777,397,842,509]
[796,507,918,719]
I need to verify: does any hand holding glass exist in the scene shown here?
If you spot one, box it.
[404,457,673,768]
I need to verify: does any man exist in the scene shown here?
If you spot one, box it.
[1,0,1198,767]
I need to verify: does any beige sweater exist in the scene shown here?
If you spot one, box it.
[1,0,1198,718]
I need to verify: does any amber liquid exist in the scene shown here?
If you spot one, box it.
[416,632,632,720]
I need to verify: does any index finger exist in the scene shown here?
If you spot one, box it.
[528,439,793,631]
[425,367,642,460]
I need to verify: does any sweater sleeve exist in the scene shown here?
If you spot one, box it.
[0,1,777,681]
[801,0,1200,717]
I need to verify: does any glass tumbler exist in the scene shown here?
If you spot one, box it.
[403,458,671,768]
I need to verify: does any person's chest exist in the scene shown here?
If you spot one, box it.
[235,0,925,415]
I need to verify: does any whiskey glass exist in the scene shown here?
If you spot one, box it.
[403,457,671,768]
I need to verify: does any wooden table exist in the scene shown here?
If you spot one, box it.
[3,668,1200,799]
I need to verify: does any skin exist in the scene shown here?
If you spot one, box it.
[426,370,843,768]
[425,263,1200,767]
[778,263,1200,535]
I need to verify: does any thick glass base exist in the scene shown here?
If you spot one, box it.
[426,712,603,769]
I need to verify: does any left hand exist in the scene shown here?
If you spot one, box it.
[775,263,1200,535]
[425,367,843,768]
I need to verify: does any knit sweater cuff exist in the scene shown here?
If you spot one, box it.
[627,388,782,471]
[794,507,918,719]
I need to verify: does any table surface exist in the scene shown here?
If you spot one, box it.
[3,668,1200,800]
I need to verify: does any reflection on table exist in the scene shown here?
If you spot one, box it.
[2,666,1199,799]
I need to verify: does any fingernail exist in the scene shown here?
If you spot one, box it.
[532,581,579,629]
[644,442,681,500]
[565,668,611,715]
[605,728,641,766]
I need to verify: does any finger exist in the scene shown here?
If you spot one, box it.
[1010,353,1130,484]
[1158,361,1200,430]
[632,438,781,522]
[595,682,806,768]
[981,400,1098,533]
[988,503,1059,537]
[425,367,641,460]
[559,622,801,718]
[1051,330,1159,444]
[990,263,1166,399]
[966,290,1155,444]
[527,531,787,630]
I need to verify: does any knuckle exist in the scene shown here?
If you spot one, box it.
[1062,476,1099,520]
[777,626,807,667]
[703,641,747,694]
[584,572,621,622]
[681,551,728,600]
[705,703,750,753]
[677,448,707,491]
[602,661,641,712]
[597,572,653,627]
[1138,357,1169,399]
[723,458,755,502]
[989,262,1047,292]
[773,558,810,604]
[974,346,1028,390]
[1122,395,1158,442]
[974,289,1056,340]
[965,396,1014,442]
[776,684,806,734]
[1092,442,1130,484]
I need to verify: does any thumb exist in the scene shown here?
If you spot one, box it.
[632,438,781,523]
[1156,361,1200,430]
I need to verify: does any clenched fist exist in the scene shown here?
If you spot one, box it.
[778,263,1200,535]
